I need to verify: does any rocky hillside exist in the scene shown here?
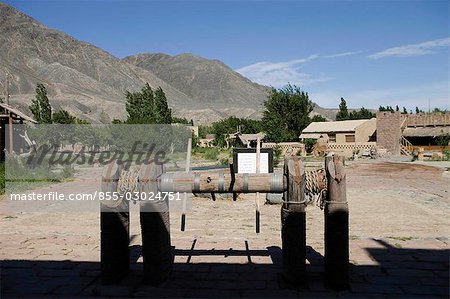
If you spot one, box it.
[123,53,269,109]
[0,3,337,124]
[0,2,197,123]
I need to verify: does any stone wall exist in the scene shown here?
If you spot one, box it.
[376,112,407,154]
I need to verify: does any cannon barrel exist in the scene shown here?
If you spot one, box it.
[159,172,286,193]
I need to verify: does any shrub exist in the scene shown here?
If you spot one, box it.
[204,148,219,161]
[303,138,317,153]
[443,150,450,161]
[273,145,283,167]
[219,157,230,165]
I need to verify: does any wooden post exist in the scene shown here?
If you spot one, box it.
[255,137,261,233]
[8,113,13,153]
[181,138,192,231]
[324,154,349,290]
[5,73,10,105]
[100,160,129,285]
[281,156,306,284]
[139,162,173,286]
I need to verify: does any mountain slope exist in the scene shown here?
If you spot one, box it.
[0,3,337,124]
[123,53,269,112]
[0,2,194,122]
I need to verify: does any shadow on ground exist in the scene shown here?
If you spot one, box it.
[1,239,448,298]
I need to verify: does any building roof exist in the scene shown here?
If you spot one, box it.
[299,133,323,139]
[239,132,266,141]
[236,132,266,145]
[0,103,37,123]
[301,119,374,134]
[403,126,450,137]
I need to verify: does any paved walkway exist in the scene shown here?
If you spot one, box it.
[1,161,449,298]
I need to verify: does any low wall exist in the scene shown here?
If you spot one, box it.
[327,142,377,157]
[262,142,306,156]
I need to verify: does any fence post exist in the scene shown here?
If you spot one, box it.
[139,162,173,285]
[324,154,349,290]
[100,160,129,285]
[281,156,306,284]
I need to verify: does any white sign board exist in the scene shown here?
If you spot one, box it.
[237,152,269,173]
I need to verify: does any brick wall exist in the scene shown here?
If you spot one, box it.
[376,112,407,154]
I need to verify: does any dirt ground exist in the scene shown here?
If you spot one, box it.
[0,160,449,298]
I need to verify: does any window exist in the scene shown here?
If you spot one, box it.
[345,135,355,143]
[328,134,336,143]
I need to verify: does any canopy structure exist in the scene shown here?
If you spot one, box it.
[299,133,324,139]
[402,126,450,137]
[0,103,37,160]
[0,103,37,123]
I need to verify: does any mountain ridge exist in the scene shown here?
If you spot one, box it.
[0,2,337,124]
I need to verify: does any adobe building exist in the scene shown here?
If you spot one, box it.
[299,118,377,157]
[300,118,377,144]
[376,112,450,155]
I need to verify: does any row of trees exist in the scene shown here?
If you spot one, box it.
[29,82,447,147]
[335,98,375,121]
[379,105,448,114]
[122,83,172,124]
[335,99,448,122]
[199,84,319,144]
[28,82,314,145]
[29,84,88,124]
[29,83,179,125]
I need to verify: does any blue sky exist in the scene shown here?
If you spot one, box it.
[4,0,450,110]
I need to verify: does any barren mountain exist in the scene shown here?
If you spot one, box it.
[123,53,269,110]
[0,3,196,122]
[0,3,336,124]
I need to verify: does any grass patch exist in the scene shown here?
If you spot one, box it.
[192,147,231,163]
[1,158,75,194]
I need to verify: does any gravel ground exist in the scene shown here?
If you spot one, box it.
[0,159,449,298]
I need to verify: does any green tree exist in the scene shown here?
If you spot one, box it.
[172,117,190,124]
[29,83,52,123]
[402,107,408,114]
[262,84,313,142]
[348,107,375,120]
[52,109,76,124]
[125,83,154,123]
[153,87,172,124]
[336,98,349,121]
[395,105,399,112]
[310,114,327,122]
[380,106,394,112]
[436,133,450,146]
[432,108,448,113]
[209,116,263,147]
[125,83,172,124]
[415,107,425,114]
